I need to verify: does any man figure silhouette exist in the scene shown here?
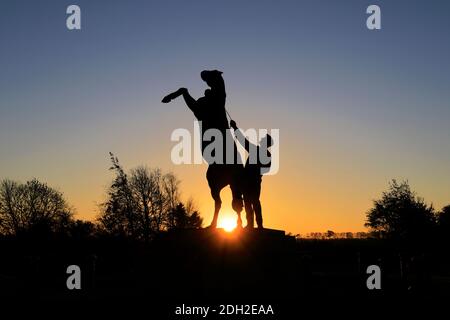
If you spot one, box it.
[162,70,244,228]
[230,120,272,229]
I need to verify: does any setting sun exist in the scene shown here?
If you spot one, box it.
[218,217,237,232]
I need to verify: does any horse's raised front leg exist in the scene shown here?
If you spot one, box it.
[162,88,199,115]
[161,88,184,103]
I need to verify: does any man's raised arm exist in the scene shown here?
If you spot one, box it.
[230,120,257,153]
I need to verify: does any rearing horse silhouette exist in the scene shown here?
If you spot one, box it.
[162,70,244,228]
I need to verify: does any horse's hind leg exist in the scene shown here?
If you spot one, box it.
[207,166,224,228]
[209,186,222,228]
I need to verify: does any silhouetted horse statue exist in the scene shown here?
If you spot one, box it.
[162,70,244,228]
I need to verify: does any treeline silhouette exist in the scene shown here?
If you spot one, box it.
[302,180,450,242]
[1,154,449,252]
[1,168,449,245]
[0,178,74,237]
[0,153,205,303]
[302,231,370,239]
[1,160,450,302]
[98,153,202,242]
[365,179,450,246]
[0,152,202,240]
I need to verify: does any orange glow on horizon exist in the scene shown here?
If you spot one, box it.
[218,216,237,232]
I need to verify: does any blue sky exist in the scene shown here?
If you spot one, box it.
[1,0,449,232]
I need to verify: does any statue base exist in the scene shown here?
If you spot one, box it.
[151,227,301,299]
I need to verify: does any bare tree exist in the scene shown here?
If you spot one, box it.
[98,153,200,240]
[0,178,74,236]
[129,166,163,242]
[98,153,136,237]
[0,179,21,235]
[164,173,181,230]
[163,173,180,212]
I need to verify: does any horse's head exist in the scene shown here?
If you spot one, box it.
[201,70,224,89]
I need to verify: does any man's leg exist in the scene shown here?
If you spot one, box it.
[242,176,255,228]
[253,200,263,228]
[244,197,254,228]
[254,180,263,228]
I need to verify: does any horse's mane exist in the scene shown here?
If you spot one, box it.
[202,70,226,98]
[211,74,226,98]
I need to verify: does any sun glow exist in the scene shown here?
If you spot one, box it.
[218,216,237,232]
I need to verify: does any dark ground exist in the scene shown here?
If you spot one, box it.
[1,229,449,318]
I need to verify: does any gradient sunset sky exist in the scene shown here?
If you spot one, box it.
[1,0,450,234]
